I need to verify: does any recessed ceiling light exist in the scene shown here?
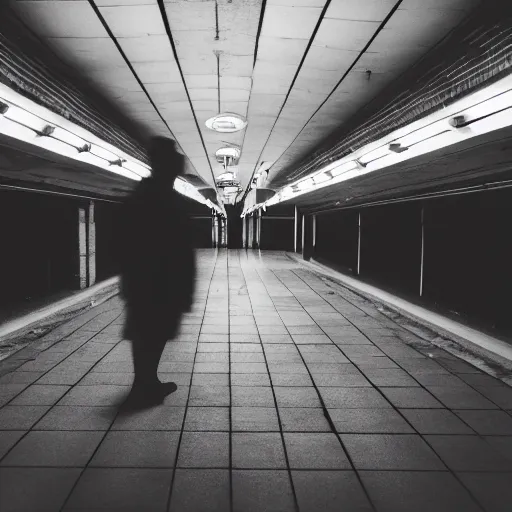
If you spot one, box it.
[215,146,240,162]
[206,113,247,133]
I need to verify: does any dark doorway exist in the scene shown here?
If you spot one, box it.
[225,204,243,248]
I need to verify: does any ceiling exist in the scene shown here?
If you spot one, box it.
[7,0,482,203]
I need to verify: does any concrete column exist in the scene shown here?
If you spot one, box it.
[420,206,425,296]
[78,206,87,290]
[87,201,96,287]
[357,212,362,276]
[212,216,218,248]
[248,214,254,249]
[312,214,317,250]
[256,210,262,249]
[301,215,305,257]
[294,206,298,253]
[242,215,246,248]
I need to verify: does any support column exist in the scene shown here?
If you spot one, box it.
[420,206,425,296]
[294,206,298,253]
[78,206,87,290]
[213,216,218,248]
[248,214,254,249]
[357,212,362,276]
[242,215,246,248]
[87,201,96,287]
[256,210,262,249]
[312,214,317,250]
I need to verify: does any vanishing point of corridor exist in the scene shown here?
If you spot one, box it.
[1,250,511,512]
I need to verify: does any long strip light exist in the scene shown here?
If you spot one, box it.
[257,73,512,212]
[0,83,208,205]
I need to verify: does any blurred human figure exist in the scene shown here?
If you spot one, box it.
[119,137,196,407]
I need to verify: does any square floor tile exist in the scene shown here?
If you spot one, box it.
[112,406,185,431]
[232,470,295,512]
[58,385,129,406]
[320,388,391,408]
[230,352,265,363]
[363,368,420,387]
[193,362,229,374]
[272,373,313,387]
[284,433,350,469]
[177,432,229,468]
[426,386,498,409]
[184,407,229,431]
[1,431,103,467]
[424,435,512,471]
[260,334,293,343]
[232,433,286,468]
[169,469,230,512]
[330,408,414,433]
[64,468,172,511]
[292,335,332,345]
[341,434,445,470]
[483,436,512,461]
[458,472,512,512]
[34,406,117,430]
[232,386,275,407]
[189,386,230,406]
[231,362,268,374]
[279,408,332,432]
[454,410,512,435]
[361,471,481,512]
[231,373,271,387]
[381,387,444,408]
[91,431,179,468]
[473,386,512,409]
[0,468,81,512]
[274,387,320,408]
[292,470,373,512]
[0,431,25,459]
[400,409,474,434]
[314,374,371,387]
[0,406,50,430]
[230,334,261,343]
[191,373,229,386]
[232,407,280,431]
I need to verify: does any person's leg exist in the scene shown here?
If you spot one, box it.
[131,336,167,389]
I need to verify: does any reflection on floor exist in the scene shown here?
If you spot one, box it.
[1,250,512,511]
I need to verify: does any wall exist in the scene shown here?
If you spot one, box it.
[0,190,79,314]
[260,204,295,251]
[309,188,512,338]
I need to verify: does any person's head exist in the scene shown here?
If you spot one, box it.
[148,137,185,185]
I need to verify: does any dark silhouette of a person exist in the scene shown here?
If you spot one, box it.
[119,137,196,407]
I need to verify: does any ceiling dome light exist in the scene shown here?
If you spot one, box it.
[206,113,247,133]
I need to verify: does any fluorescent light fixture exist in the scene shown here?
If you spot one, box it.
[298,178,314,190]
[313,172,332,184]
[205,113,247,133]
[359,145,389,164]
[0,82,213,207]
[331,161,359,177]
[2,103,48,133]
[262,73,512,210]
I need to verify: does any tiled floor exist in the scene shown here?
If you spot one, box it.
[1,249,512,511]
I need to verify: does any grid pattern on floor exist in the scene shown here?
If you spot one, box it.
[1,249,512,512]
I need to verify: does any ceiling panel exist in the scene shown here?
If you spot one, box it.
[266,0,478,188]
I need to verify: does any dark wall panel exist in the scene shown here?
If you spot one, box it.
[260,218,294,251]
[315,210,359,273]
[360,202,422,295]
[423,191,512,335]
[0,190,78,312]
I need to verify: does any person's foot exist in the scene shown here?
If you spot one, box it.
[122,381,178,411]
